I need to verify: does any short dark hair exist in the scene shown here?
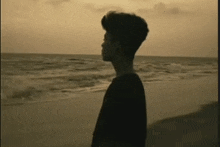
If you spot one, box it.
[101,11,149,60]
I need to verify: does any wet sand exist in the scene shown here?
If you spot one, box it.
[1,75,218,147]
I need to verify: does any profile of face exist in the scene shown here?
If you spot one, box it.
[101,33,120,61]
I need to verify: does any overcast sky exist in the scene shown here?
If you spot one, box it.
[1,0,218,57]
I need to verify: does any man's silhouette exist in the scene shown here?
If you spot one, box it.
[91,11,149,147]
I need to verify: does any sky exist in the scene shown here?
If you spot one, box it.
[1,0,218,57]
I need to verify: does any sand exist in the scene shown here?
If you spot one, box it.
[1,75,218,147]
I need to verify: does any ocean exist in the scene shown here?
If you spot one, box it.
[1,53,218,104]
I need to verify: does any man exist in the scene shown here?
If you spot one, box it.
[92,11,149,147]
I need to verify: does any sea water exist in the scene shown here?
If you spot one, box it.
[1,53,218,104]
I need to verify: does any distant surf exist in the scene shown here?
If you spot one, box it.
[1,53,218,104]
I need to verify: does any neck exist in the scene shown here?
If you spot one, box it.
[111,56,135,77]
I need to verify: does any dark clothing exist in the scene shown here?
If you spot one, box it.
[92,73,147,147]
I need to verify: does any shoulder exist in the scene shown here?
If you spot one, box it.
[113,73,144,89]
[108,73,145,99]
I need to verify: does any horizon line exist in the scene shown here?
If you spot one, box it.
[1,52,218,59]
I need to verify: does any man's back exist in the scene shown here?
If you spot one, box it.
[92,73,147,147]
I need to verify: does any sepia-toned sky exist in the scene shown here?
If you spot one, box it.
[1,0,218,57]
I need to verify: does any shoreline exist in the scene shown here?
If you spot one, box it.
[1,74,217,106]
[1,74,218,147]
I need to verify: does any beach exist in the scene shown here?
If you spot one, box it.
[1,74,218,147]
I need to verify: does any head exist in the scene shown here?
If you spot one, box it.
[101,11,149,61]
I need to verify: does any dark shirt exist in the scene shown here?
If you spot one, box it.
[92,73,147,147]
